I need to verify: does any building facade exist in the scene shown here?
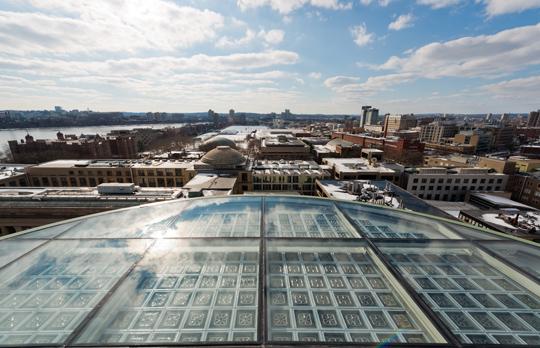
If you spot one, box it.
[404,167,508,201]
[26,159,196,188]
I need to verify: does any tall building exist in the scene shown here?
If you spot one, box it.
[527,110,540,127]
[383,114,416,135]
[365,108,379,126]
[209,109,219,128]
[420,121,458,143]
[360,105,371,127]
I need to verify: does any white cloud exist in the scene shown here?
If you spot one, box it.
[216,29,257,49]
[388,13,415,31]
[0,1,224,55]
[259,29,285,45]
[481,0,540,17]
[309,72,322,79]
[350,23,374,47]
[378,23,540,79]
[216,28,284,48]
[236,0,352,14]
[416,0,462,9]
[481,75,540,99]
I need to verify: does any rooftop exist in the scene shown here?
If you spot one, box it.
[324,157,403,174]
[0,195,538,347]
[0,164,28,180]
[32,159,194,169]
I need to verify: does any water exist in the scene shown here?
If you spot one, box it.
[0,123,187,149]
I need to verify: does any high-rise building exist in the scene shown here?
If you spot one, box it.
[383,114,417,135]
[527,110,540,127]
[360,105,371,127]
[420,121,458,143]
[209,109,219,128]
[365,108,379,126]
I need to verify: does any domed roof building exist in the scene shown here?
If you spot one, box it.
[199,136,237,152]
[197,145,246,169]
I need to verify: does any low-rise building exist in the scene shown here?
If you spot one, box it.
[26,159,196,188]
[507,172,540,209]
[251,160,329,195]
[404,167,508,201]
[323,157,403,184]
[258,135,311,160]
[8,132,137,163]
[0,164,29,187]
[0,184,182,236]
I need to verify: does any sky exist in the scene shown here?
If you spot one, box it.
[0,0,539,115]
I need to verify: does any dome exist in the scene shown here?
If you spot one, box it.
[200,145,245,167]
[199,136,237,152]
[0,195,538,346]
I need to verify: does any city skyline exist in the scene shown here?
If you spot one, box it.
[0,0,539,114]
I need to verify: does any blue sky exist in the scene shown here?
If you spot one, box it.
[0,0,539,114]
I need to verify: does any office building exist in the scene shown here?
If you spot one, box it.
[527,110,540,127]
[404,167,508,201]
[453,130,492,154]
[258,135,311,160]
[0,195,538,346]
[383,114,416,135]
[420,121,458,143]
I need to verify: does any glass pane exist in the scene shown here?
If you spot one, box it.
[0,239,148,345]
[57,201,188,239]
[379,241,540,345]
[16,221,80,240]
[266,240,444,344]
[166,197,261,237]
[338,202,462,239]
[265,197,358,238]
[0,240,44,268]
[75,239,260,344]
[482,241,540,279]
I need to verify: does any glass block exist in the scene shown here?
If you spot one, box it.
[266,240,442,343]
[380,242,540,345]
[338,202,464,239]
[265,197,357,238]
[0,239,147,345]
[169,197,261,237]
[74,239,259,344]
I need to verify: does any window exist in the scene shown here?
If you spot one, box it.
[438,178,444,184]
[472,178,478,183]
[412,186,417,190]
[453,186,458,191]
[446,178,452,184]
[69,177,77,186]
[116,171,122,176]
[420,186,425,190]
[497,178,503,184]
[421,178,427,183]
[445,186,450,190]
[413,178,418,183]
[488,178,494,184]
[106,170,113,176]
[478,186,484,191]
[429,178,435,184]
[455,178,461,184]
[80,178,87,186]
[470,186,475,190]
[480,178,486,184]
[464,178,469,183]
[428,186,433,190]
[89,178,96,186]
[437,186,442,190]
[427,194,432,200]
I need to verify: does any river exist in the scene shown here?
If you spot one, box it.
[0,123,187,150]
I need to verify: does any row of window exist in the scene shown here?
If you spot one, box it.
[0,178,27,187]
[253,183,314,192]
[411,177,504,185]
[65,169,185,177]
[253,176,315,184]
[411,185,502,192]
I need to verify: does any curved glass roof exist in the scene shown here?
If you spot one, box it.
[0,195,539,347]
